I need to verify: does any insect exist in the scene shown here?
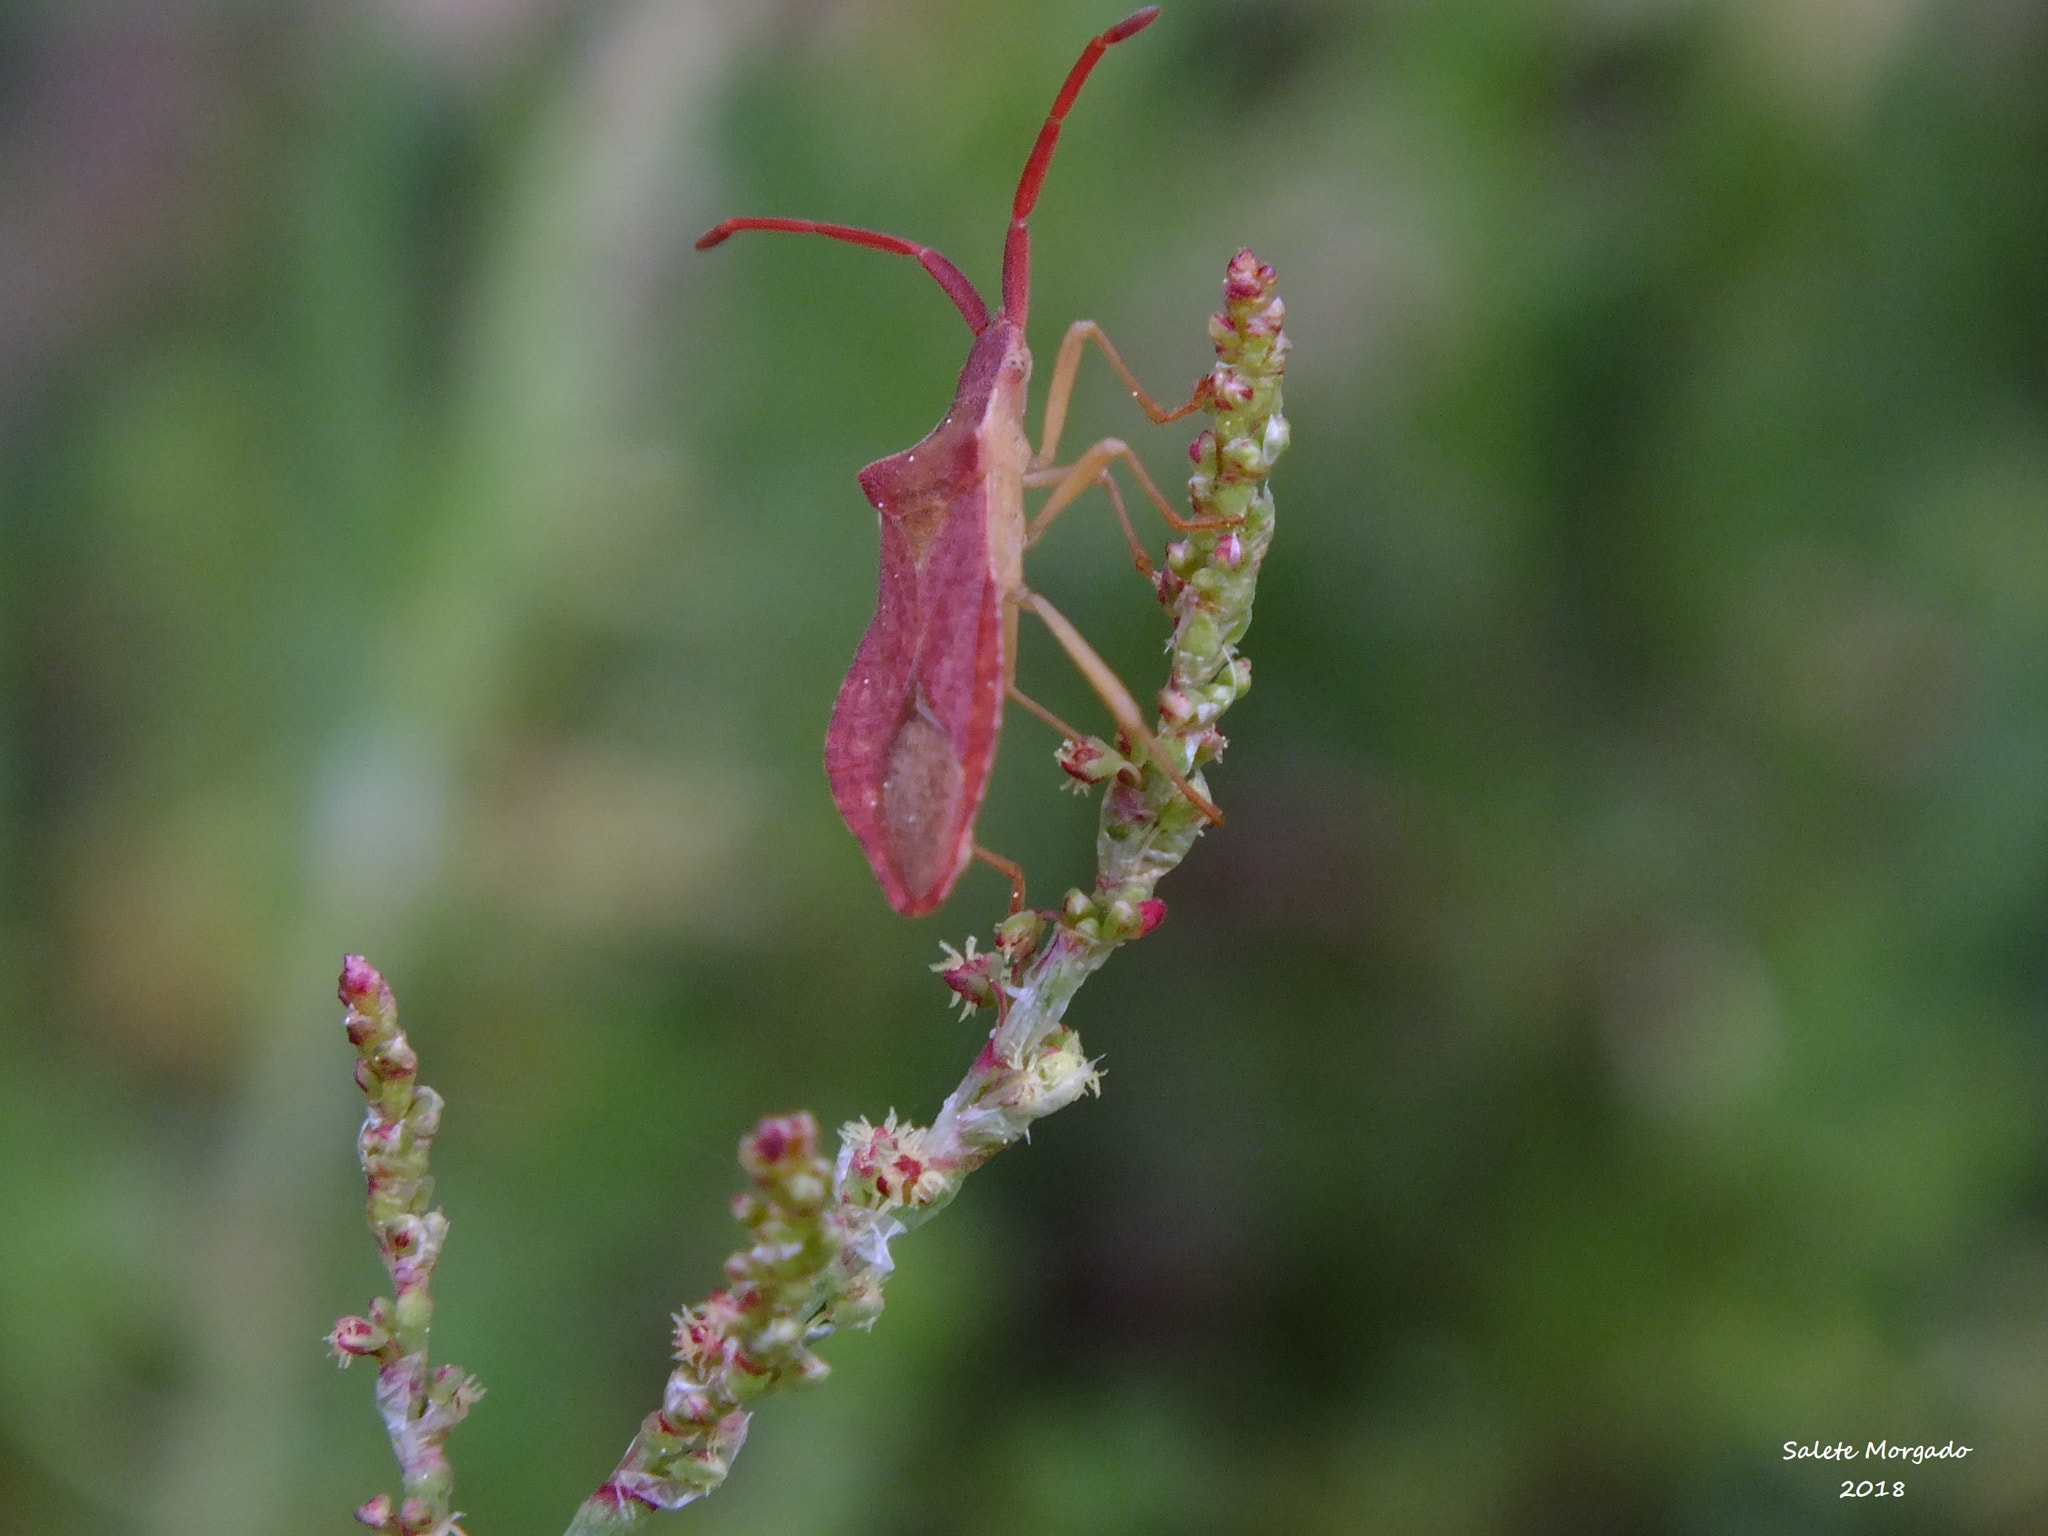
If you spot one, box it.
[698,5,1226,918]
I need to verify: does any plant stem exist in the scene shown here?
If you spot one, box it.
[332,957,483,1536]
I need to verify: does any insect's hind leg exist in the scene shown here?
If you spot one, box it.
[1034,320,1202,469]
[1018,588,1224,827]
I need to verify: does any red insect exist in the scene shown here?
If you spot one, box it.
[698,5,1224,917]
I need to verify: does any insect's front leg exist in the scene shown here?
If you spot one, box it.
[1025,437,1241,556]
[1033,319,1203,469]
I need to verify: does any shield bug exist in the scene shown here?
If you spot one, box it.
[699,6,1227,917]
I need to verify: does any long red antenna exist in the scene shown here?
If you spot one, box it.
[695,217,991,335]
[1001,6,1161,327]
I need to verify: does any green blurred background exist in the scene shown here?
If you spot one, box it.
[4,0,2046,1531]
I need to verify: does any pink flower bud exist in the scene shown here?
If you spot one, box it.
[328,1315,391,1362]
[359,1116,404,1158]
[930,936,1005,1015]
[1222,434,1266,477]
[1220,249,1269,301]
[368,1037,418,1083]
[1213,531,1244,570]
[661,1374,721,1426]
[1055,735,1130,787]
[338,954,387,1010]
[1137,899,1167,935]
[1208,366,1256,409]
[1224,250,1276,304]
[996,908,1044,963]
[739,1113,819,1181]
[353,1494,395,1530]
[1244,297,1285,337]
[384,1213,428,1260]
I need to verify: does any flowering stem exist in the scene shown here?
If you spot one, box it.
[566,251,1288,1533]
[332,956,483,1536]
[330,254,1285,1536]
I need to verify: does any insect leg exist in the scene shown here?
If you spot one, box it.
[971,844,1029,914]
[1019,588,1224,826]
[1007,682,1086,744]
[1021,459,1153,577]
[1035,320,1202,469]
[1027,436,1238,540]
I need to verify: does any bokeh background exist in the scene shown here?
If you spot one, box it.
[4,0,2047,1531]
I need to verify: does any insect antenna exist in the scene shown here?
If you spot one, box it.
[1000,6,1161,327]
[695,217,991,335]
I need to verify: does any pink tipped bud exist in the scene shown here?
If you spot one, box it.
[363,1037,418,1085]
[996,907,1045,963]
[1055,735,1130,787]
[1137,898,1167,935]
[1224,250,1277,304]
[384,1213,428,1260]
[739,1113,819,1181]
[1187,429,1217,466]
[1213,530,1245,570]
[1209,365,1256,410]
[1243,295,1286,337]
[354,1494,395,1530]
[338,954,385,1008]
[931,937,1005,1014]
[328,1315,391,1362]
[398,1497,435,1535]
[358,1118,404,1161]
